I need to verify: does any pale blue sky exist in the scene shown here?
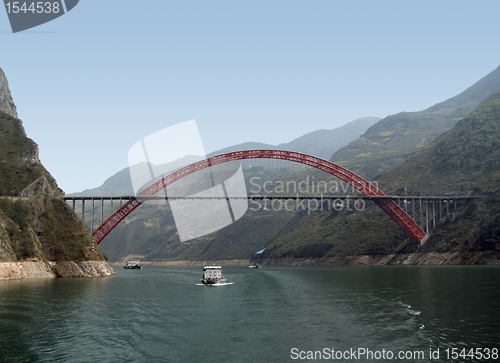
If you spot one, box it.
[1,0,500,193]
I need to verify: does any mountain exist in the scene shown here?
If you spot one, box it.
[0,70,60,198]
[84,66,500,264]
[278,117,380,159]
[0,109,104,263]
[79,165,134,196]
[261,91,500,261]
[98,204,294,262]
[70,116,380,197]
[206,142,276,157]
[208,117,380,160]
[331,65,500,180]
[72,155,209,196]
[0,68,111,273]
[380,91,500,196]
[94,66,500,263]
[0,67,17,119]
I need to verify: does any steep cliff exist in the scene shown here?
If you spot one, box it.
[0,67,18,119]
[0,69,114,278]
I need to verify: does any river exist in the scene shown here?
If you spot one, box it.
[1,265,499,362]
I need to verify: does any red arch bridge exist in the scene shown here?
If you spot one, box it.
[62,150,476,244]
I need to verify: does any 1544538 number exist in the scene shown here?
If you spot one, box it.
[445,348,499,360]
[5,2,60,14]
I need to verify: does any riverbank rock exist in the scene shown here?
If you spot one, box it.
[51,261,116,278]
[0,261,115,280]
[0,261,54,280]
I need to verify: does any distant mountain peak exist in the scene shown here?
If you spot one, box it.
[208,117,381,160]
[0,67,18,119]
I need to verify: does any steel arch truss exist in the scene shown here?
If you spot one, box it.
[92,150,426,243]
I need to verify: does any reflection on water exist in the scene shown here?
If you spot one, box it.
[1,266,499,362]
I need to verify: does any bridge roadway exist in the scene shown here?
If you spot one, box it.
[63,194,476,238]
[62,194,478,201]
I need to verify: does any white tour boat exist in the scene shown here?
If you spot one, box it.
[200,265,232,286]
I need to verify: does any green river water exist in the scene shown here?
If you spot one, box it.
[1,265,499,362]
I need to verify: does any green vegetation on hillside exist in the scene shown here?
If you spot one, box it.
[421,199,500,253]
[263,91,500,259]
[0,197,104,262]
[379,91,500,195]
[40,198,103,261]
[262,203,406,259]
[0,198,34,259]
[99,201,294,262]
[0,111,61,196]
[0,109,106,263]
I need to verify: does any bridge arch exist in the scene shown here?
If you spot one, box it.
[92,150,426,243]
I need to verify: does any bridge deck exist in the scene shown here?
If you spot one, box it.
[62,195,479,201]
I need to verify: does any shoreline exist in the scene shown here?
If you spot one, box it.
[3,252,499,280]
[110,251,500,267]
[110,259,250,267]
[260,251,500,266]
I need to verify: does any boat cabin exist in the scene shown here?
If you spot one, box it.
[203,265,222,282]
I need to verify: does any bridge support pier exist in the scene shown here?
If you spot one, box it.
[82,199,85,223]
[91,199,94,232]
[425,200,429,234]
[419,198,422,229]
[432,200,436,228]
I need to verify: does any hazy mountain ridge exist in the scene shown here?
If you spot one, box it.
[208,117,380,159]
[331,65,500,180]
[69,116,380,197]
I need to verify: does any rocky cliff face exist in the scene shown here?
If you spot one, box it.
[0,67,18,119]
[19,175,56,198]
[0,110,59,196]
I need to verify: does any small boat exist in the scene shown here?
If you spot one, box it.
[123,260,142,269]
[201,265,232,286]
[249,263,261,268]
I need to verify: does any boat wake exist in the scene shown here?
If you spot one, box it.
[196,283,233,286]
